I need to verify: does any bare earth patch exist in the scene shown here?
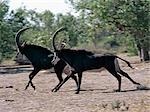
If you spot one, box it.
[0,55,150,112]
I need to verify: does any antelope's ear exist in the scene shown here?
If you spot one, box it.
[21,42,27,47]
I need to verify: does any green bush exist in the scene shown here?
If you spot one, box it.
[126,37,138,56]
[0,52,2,63]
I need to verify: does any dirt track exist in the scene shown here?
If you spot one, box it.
[0,55,150,112]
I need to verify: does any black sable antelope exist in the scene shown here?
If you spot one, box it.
[52,27,141,94]
[15,27,78,91]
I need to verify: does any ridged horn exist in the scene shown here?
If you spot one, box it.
[52,27,67,51]
[15,27,30,49]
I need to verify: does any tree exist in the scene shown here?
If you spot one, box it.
[55,13,80,47]
[0,1,32,61]
[0,0,13,61]
[68,0,150,61]
[128,0,149,61]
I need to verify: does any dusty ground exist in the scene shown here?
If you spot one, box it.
[0,54,150,112]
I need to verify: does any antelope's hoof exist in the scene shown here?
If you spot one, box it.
[32,86,36,90]
[52,88,58,92]
[113,89,121,92]
[25,86,28,90]
[75,91,79,94]
[51,88,55,92]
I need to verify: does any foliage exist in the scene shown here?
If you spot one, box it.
[0,0,149,63]
[68,0,150,60]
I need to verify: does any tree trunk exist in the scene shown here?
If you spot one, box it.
[136,45,142,62]
[134,32,149,62]
[140,47,150,61]
[92,38,98,49]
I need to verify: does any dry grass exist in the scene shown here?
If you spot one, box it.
[0,54,149,112]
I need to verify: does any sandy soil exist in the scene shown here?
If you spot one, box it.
[0,55,150,112]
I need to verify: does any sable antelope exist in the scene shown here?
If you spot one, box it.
[51,27,140,94]
[15,27,78,91]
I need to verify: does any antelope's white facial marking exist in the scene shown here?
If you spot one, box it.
[48,54,53,58]
[48,53,60,65]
